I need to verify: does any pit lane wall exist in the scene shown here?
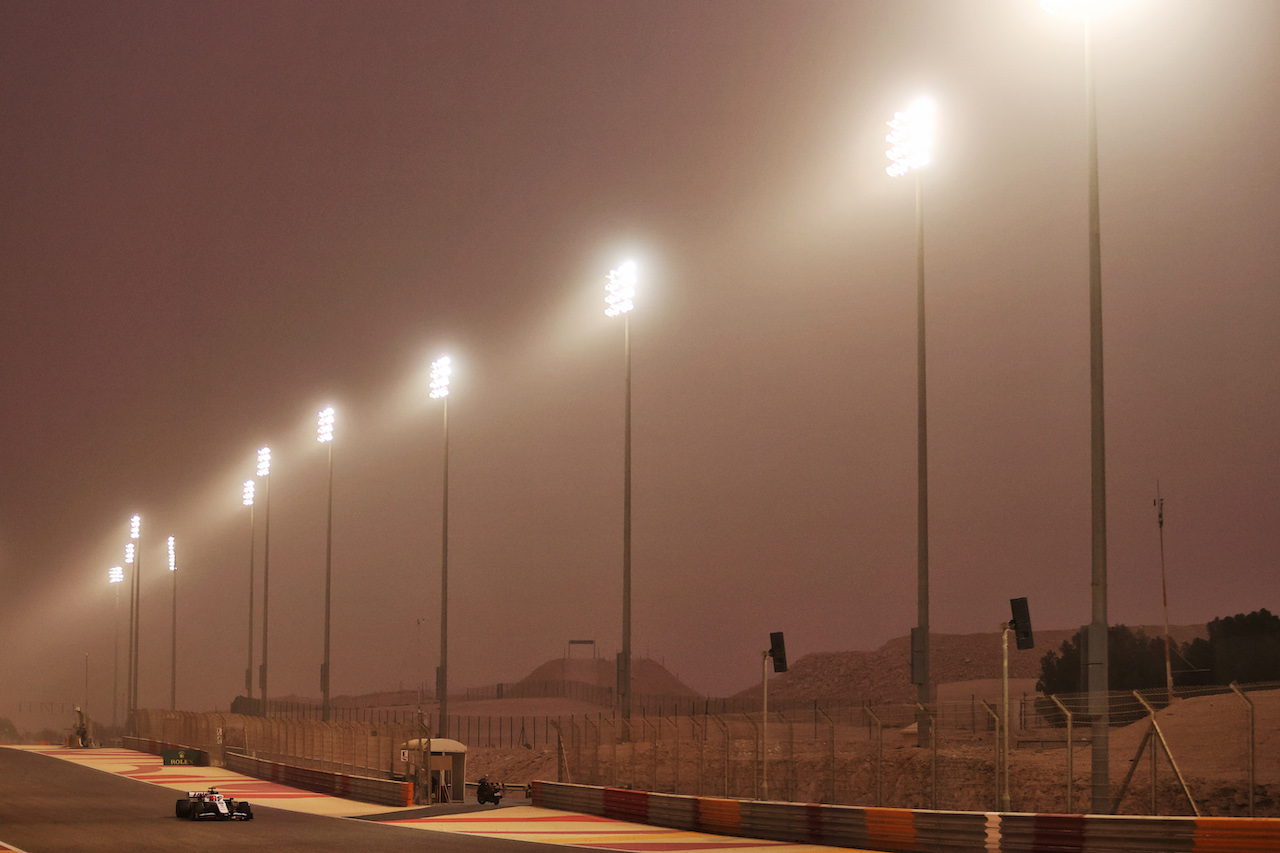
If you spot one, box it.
[225,751,412,808]
[122,735,209,765]
[530,781,1280,853]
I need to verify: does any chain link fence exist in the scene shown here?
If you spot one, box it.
[133,681,1277,816]
[554,682,1279,816]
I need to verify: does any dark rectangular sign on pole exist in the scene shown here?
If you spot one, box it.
[1010,597,1034,650]
[768,632,787,673]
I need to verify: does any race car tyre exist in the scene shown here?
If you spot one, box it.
[237,803,253,819]
[176,799,189,818]
[189,803,201,820]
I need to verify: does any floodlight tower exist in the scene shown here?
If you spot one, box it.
[243,479,256,701]
[429,355,452,736]
[168,535,177,711]
[108,566,124,728]
[886,96,936,749]
[124,542,136,725]
[317,407,335,722]
[128,514,141,719]
[257,446,272,713]
[1040,0,1124,813]
[605,259,637,722]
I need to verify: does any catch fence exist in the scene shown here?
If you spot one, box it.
[132,681,1278,817]
[554,682,1279,817]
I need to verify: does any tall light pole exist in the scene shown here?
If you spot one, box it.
[1041,0,1119,813]
[128,514,141,721]
[317,407,335,722]
[243,479,256,701]
[124,540,136,727]
[605,259,636,722]
[886,96,936,749]
[108,566,123,728]
[430,355,451,736]
[257,446,272,714]
[168,535,177,711]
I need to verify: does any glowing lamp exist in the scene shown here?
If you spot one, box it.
[257,446,271,478]
[168,536,176,572]
[130,514,141,540]
[605,260,637,317]
[125,542,135,564]
[430,355,452,399]
[243,479,255,507]
[886,97,936,178]
[109,566,124,584]
[317,407,335,443]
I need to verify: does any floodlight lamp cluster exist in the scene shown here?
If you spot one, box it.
[257,446,271,478]
[605,260,637,317]
[885,97,936,177]
[125,542,135,565]
[109,566,124,584]
[167,536,177,572]
[243,479,255,507]
[130,514,141,540]
[317,407,335,443]
[429,355,452,399]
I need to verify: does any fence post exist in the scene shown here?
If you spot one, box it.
[1133,691,1199,816]
[863,704,883,808]
[916,702,937,809]
[981,700,1001,811]
[1050,694,1075,814]
[1229,682,1255,817]
[708,714,729,797]
[693,715,704,797]
[651,716,659,792]
[787,714,795,802]
[816,705,836,804]
[674,716,681,795]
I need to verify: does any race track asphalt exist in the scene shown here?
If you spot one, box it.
[0,748,566,853]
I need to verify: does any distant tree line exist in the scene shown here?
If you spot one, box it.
[1037,608,1280,695]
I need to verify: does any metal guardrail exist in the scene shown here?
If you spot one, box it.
[225,751,412,807]
[531,780,1280,853]
[122,735,208,766]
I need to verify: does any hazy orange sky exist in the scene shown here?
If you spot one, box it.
[2,0,1277,725]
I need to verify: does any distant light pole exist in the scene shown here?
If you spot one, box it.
[1041,0,1121,813]
[108,566,123,728]
[257,446,272,714]
[605,259,636,722]
[168,535,177,711]
[317,407,335,722]
[886,96,936,749]
[128,514,141,721]
[124,541,136,726]
[429,355,451,736]
[243,479,256,701]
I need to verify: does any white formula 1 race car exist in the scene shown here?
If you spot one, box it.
[175,787,254,820]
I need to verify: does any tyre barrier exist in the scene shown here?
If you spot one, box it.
[530,781,1280,853]
[224,751,412,808]
[122,735,208,766]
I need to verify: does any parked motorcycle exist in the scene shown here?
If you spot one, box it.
[476,776,503,806]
